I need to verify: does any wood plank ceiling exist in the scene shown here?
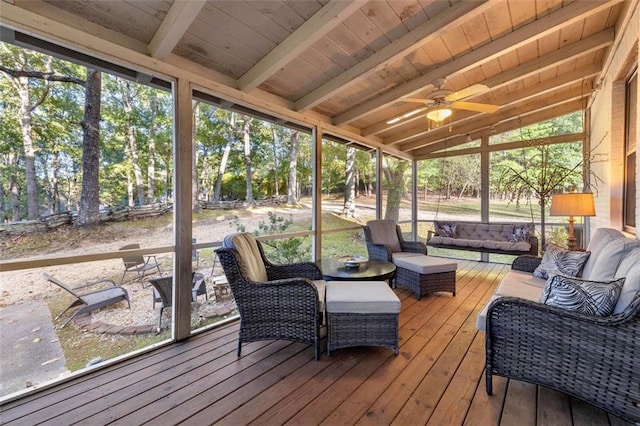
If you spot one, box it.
[20,0,627,160]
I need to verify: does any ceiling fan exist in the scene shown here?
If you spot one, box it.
[387,78,499,125]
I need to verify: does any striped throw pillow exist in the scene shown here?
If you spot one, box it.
[533,243,590,279]
[540,275,625,316]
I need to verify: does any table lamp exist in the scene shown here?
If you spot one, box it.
[550,192,596,250]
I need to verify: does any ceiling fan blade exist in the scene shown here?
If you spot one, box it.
[402,98,434,104]
[450,101,499,113]
[445,84,489,101]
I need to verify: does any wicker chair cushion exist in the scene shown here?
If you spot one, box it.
[391,252,424,261]
[613,262,640,314]
[581,228,626,279]
[225,233,268,282]
[366,220,402,253]
[533,243,590,279]
[540,275,625,316]
[312,279,326,310]
[585,237,640,281]
[326,281,400,314]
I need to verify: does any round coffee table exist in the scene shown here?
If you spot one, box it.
[318,258,396,282]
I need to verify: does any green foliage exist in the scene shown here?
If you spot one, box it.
[231,211,310,264]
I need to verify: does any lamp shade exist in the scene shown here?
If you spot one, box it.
[426,108,452,123]
[550,192,596,216]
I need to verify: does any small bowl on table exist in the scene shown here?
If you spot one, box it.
[338,255,367,269]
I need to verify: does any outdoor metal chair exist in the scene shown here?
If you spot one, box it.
[148,273,208,332]
[119,243,162,285]
[215,233,325,360]
[42,273,130,328]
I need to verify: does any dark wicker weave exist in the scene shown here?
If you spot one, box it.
[395,268,456,299]
[510,254,542,273]
[485,289,640,423]
[362,223,427,262]
[327,312,399,355]
[215,233,324,360]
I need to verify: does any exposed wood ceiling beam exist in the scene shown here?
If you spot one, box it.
[423,133,585,159]
[365,62,602,138]
[411,98,585,159]
[386,27,612,146]
[401,85,586,152]
[148,0,207,59]
[238,0,366,92]
[293,0,493,111]
[332,0,622,126]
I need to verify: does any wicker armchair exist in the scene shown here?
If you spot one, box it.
[215,233,325,360]
[362,219,427,262]
[485,255,640,423]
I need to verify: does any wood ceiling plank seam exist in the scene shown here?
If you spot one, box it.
[148,0,206,59]
[364,1,411,42]
[195,4,277,57]
[459,10,492,49]
[281,0,325,20]
[481,2,513,41]
[325,23,373,63]
[238,0,366,92]
[412,99,584,158]
[44,0,158,44]
[399,87,586,151]
[18,0,149,54]
[174,32,254,79]
[313,35,360,71]
[439,25,472,59]
[386,1,429,31]
[341,7,390,50]
[216,0,291,44]
[298,46,345,80]
[332,0,622,126]
[246,0,307,34]
[507,0,536,29]
[294,0,493,111]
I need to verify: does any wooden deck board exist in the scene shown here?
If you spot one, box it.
[0,261,633,426]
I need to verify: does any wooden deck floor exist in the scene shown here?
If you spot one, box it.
[1,261,632,425]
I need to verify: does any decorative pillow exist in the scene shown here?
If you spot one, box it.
[533,243,590,279]
[435,222,457,238]
[508,224,530,242]
[540,275,625,316]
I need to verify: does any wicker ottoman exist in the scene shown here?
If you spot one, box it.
[326,281,400,355]
[394,255,457,299]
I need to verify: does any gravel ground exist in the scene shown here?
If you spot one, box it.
[1,204,320,328]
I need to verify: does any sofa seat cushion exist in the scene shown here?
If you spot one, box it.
[429,236,531,252]
[476,270,546,331]
[394,255,457,275]
[541,275,625,317]
[326,281,400,314]
[584,237,640,281]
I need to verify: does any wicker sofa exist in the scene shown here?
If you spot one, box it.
[427,221,538,256]
[478,228,640,423]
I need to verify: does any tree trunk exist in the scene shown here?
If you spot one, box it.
[77,69,102,226]
[10,176,20,222]
[120,79,145,206]
[214,139,231,201]
[383,159,408,222]
[147,92,158,203]
[288,130,299,204]
[343,146,356,218]
[51,151,60,213]
[272,126,279,196]
[242,116,253,203]
[192,102,200,211]
[17,76,40,220]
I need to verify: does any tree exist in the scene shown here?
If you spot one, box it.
[383,157,409,221]
[287,129,299,204]
[241,115,253,203]
[76,69,102,226]
[343,145,356,218]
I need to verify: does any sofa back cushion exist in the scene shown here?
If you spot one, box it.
[581,228,626,278]
[451,222,533,242]
[584,237,640,281]
[613,263,640,314]
[367,220,402,252]
[223,233,268,283]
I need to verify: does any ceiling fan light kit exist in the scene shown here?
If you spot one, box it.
[426,108,452,123]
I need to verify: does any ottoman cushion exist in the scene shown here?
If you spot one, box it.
[394,256,457,275]
[326,281,400,314]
